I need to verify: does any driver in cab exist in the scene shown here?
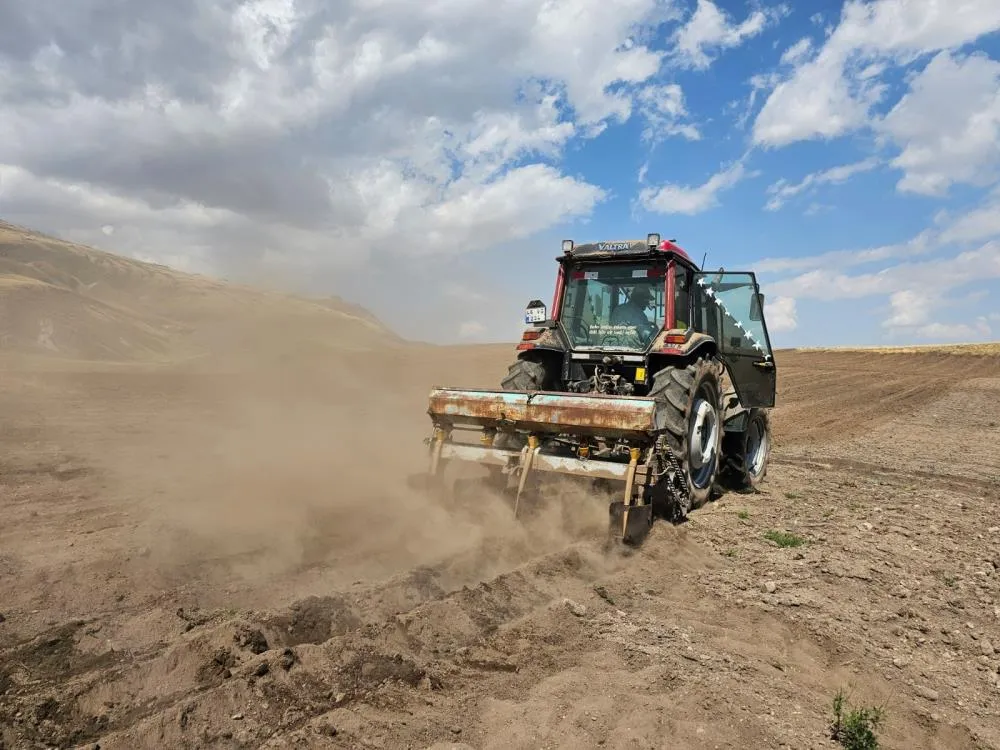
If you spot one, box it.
[610,282,657,342]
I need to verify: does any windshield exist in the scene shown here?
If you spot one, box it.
[560,262,666,349]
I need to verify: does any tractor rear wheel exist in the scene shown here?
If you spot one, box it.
[649,356,724,517]
[494,353,557,451]
[721,407,771,491]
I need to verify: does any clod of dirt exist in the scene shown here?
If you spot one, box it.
[267,596,362,646]
[342,651,431,696]
[563,598,587,617]
[253,662,270,677]
[235,625,269,654]
[279,647,297,671]
[197,648,235,685]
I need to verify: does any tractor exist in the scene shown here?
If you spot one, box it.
[415,233,777,544]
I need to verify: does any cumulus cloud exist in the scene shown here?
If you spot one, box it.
[671,0,784,70]
[752,0,1000,148]
[637,159,750,215]
[877,50,1000,197]
[883,289,929,327]
[636,84,701,143]
[764,295,797,332]
[0,0,677,282]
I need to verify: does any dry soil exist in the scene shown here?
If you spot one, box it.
[1,224,999,750]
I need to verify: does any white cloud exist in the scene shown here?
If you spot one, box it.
[754,229,936,274]
[779,37,813,66]
[764,157,879,210]
[878,50,1000,196]
[764,295,797,332]
[0,0,671,280]
[636,84,701,143]
[938,187,1000,244]
[752,0,1000,147]
[671,0,783,70]
[762,239,999,334]
[637,159,750,215]
[914,320,992,340]
[883,289,929,327]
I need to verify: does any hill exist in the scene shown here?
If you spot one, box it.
[0,220,400,363]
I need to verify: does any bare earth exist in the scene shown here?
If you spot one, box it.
[1,224,999,750]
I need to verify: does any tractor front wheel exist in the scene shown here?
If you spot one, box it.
[721,407,771,491]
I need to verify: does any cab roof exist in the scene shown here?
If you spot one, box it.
[558,238,700,271]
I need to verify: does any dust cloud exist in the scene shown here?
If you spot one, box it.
[72,335,614,609]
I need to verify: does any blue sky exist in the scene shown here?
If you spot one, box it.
[1,0,998,348]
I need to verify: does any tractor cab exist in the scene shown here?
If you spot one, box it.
[519,233,776,410]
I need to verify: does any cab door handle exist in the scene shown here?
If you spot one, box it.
[752,360,775,370]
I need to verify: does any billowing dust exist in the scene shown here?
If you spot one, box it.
[2,331,999,749]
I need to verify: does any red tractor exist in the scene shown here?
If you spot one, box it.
[418,233,777,544]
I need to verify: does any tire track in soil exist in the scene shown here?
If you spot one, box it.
[3,348,999,749]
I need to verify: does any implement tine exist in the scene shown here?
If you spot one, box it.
[512,435,540,518]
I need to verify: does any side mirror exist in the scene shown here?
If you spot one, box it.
[750,292,764,322]
[525,299,547,325]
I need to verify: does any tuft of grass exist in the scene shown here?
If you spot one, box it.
[763,529,806,548]
[722,548,737,558]
[830,688,885,750]
[737,509,750,520]
[784,491,800,500]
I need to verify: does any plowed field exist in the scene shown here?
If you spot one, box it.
[1,344,999,750]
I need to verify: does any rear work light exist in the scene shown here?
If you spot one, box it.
[647,232,660,247]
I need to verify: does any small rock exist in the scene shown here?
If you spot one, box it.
[231,712,244,720]
[914,685,939,702]
[981,639,995,656]
[418,676,433,691]
[892,656,911,668]
[279,648,297,671]
[563,599,587,617]
[0,613,5,624]
[451,726,463,735]
[253,662,269,677]
[761,581,778,594]
[137,546,151,557]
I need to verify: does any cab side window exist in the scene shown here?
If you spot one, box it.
[674,268,691,329]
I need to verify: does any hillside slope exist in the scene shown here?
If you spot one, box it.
[0,220,399,362]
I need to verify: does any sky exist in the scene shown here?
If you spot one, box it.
[1,0,999,348]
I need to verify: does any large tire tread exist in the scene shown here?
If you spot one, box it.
[648,356,724,515]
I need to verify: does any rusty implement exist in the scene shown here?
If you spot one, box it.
[415,387,671,545]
